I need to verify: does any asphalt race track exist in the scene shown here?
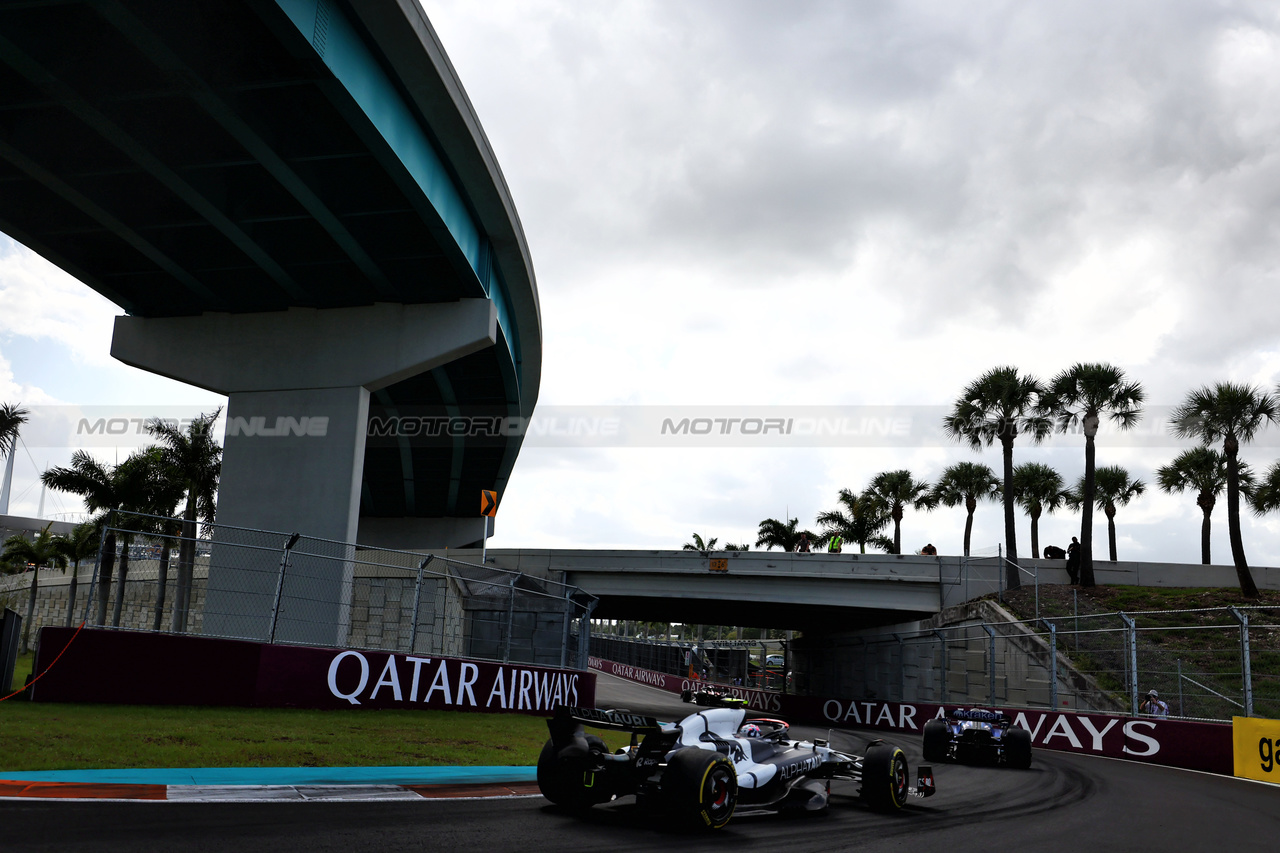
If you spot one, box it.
[4,675,1278,852]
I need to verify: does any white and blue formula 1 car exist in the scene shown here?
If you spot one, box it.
[537,705,935,831]
[922,707,1032,768]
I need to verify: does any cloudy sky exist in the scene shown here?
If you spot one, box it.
[5,0,1280,567]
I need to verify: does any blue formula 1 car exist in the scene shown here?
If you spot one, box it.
[538,705,935,831]
[922,707,1032,768]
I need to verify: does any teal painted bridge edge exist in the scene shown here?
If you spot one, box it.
[0,765,537,786]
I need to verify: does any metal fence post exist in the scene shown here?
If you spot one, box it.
[1231,607,1253,718]
[83,518,110,626]
[983,623,997,704]
[267,532,300,644]
[1120,612,1137,714]
[1073,588,1079,653]
[1034,563,1039,620]
[408,555,431,654]
[1177,658,1183,717]
[1048,622,1058,709]
[577,598,596,670]
[503,574,518,664]
[893,633,904,701]
[933,630,948,703]
[560,588,573,669]
[997,545,1004,602]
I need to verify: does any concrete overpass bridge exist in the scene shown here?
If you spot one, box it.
[447,549,998,633]
[0,0,540,551]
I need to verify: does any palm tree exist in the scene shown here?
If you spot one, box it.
[1042,363,1145,587]
[755,517,817,552]
[43,452,119,626]
[682,533,719,551]
[863,470,935,555]
[42,450,155,627]
[1011,462,1067,559]
[0,403,28,511]
[815,488,891,554]
[51,522,99,627]
[1158,448,1242,566]
[145,410,221,633]
[125,447,186,631]
[1249,461,1280,534]
[723,543,751,551]
[943,367,1051,588]
[0,402,28,458]
[931,462,1001,557]
[1170,383,1279,598]
[1066,466,1145,562]
[2,524,67,653]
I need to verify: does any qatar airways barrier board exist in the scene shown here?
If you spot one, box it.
[31,627,595,714]
[591,657,1232,775]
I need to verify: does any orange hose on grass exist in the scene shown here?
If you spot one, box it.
[0,621,86,702]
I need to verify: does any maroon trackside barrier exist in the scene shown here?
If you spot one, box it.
[590,656,1233,776]
[29,627,595,715]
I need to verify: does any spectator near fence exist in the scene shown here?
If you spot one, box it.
[1140,689,1169,717]
[1065,537,1081,584]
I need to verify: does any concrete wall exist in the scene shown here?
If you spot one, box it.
[1017,556,1280,590]
[1,554,555,662]
[798,598,1125,714]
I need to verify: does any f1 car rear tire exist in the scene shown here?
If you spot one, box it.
[661,748,738,830]
[1004,726,1033,769]
[922,719,949,762]
[536,734,611,810]
[860,744,910,812]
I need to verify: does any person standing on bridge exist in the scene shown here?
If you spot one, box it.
[828,534,843,554]
[1066,537,1081,584]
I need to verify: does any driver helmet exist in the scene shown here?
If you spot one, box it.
[739,723,762,738]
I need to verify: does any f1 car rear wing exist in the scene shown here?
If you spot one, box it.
[945,708,1013,726]
[548,705,671,752]
[551,705,665,733]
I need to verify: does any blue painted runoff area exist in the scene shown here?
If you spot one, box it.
[0,766,537,786]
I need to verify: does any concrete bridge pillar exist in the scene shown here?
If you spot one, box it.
[111,299,496,644]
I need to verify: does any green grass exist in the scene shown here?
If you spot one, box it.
[0,702,569,771]
[998,583,1280,718]
[0,651,631,772]
[11,651,33,693]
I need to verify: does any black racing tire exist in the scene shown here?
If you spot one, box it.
[1004,726,1033,769]
[661,748,738,830]
[536,734,610,810]
[860,744,910,812]
[681,689,693,703]
[922,719,949,763]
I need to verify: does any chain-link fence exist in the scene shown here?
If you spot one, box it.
[590,636,782,687]
[8,512,597,669]
[809,603,1280,722]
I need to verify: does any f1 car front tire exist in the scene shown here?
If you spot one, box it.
[536,734,611,810]
[860,744,910,812]
[662,748,738,830]
[922,719,949,763]
[1004,726,1033,769]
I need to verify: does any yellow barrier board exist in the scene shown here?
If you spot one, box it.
[1232,716,1280,784]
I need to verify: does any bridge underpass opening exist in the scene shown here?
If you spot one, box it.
[590,595,934,635]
